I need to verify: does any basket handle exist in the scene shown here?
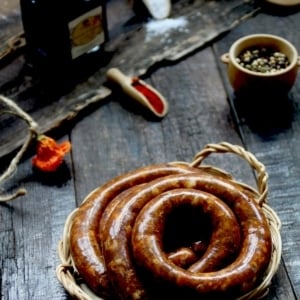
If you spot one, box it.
[190,142,268,206]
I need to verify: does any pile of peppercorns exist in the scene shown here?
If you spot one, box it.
[236,47,290,73]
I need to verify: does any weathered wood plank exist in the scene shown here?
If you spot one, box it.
[0,0,259,158]
[71,47,250,203]
[214,9,300,300]
[0,136,75,300]
[0,3,299,300]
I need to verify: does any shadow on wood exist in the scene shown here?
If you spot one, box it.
[232,90,295,136]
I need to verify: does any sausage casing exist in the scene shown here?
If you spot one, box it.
[69,163,272,300]
[69,163,203,296]
[101,173,271,299]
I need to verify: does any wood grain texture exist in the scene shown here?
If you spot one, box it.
[70,47,255,203]
[0,0,259,158]
[214,8,300,300]
[0,2,299,300]
[0,136,75,300]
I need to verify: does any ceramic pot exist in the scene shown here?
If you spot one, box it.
[221,34,300,97]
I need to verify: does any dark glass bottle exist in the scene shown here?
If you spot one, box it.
[20,0,108,91]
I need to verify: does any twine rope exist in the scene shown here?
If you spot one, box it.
[0,95,39,202]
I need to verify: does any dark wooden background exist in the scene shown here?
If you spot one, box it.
[0,0,300,299]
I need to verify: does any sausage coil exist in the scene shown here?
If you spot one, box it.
[56,142,282,300]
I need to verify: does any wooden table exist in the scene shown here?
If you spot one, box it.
[1,1,300,299]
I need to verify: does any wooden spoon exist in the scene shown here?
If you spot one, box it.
[106,68,169,118]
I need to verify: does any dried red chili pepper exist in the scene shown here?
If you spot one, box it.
[132,78,165,115]
[32,135,71,172]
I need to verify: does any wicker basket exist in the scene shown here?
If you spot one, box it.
[56,142,282,300]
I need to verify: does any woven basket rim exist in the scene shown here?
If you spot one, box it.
[56,142,282,300]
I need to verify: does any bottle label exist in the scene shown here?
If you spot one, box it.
[69,6,105,59]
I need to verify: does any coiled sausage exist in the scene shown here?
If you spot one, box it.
[101,173,271,299]
[69,163,204,297]
[69,165,272,300]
